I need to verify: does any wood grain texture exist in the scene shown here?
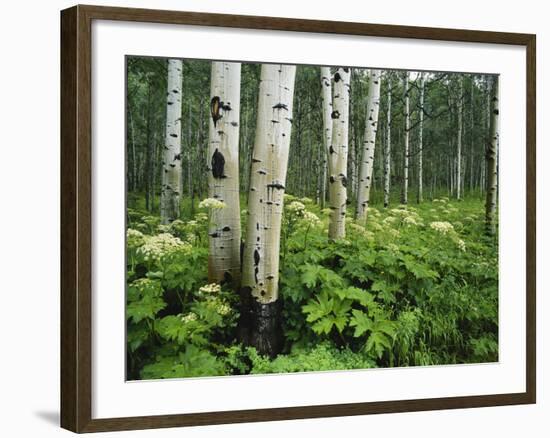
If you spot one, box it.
[60,4,537,433]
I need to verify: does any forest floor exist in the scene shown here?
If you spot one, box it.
[126,193,498,380]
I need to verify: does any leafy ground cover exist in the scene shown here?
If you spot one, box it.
[126,194,498,380]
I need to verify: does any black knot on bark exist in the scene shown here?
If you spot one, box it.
[334,72,342,82]
[211,148,226,179]
[211,96,223,127]
[272,103,288,110]
[331,110,340,119]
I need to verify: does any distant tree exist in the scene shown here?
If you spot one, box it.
[160,59,183,224]
[328,67,351,239]
[356,69,382,222]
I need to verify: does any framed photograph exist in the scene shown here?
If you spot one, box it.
[60,4,536,433]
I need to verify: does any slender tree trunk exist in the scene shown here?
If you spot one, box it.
[196,98,205,201]
[320,67,332,209]
[469,78,475,193]
[207,62,242,286]
[456,77,463,200]
[328,68,351,239]
[401,72,409,205]
[241,64,296,357]
[356,69,382,222]
[160,59,183,224]
[129,110,137,191]
[485,76,499,235]
[144,81,153,212]
[186,99,194,215]
[384,77,392,208]
[417,73,425,203]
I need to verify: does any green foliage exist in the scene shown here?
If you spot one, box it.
[247,343,376,374]
[127,196,498,379]
[141,345,225,379]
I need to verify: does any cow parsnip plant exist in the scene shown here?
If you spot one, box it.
[126,196,498,380]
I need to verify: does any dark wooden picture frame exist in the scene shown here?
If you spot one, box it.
[61,4,536,433]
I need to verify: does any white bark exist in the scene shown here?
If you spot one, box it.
[328,68,351,240]
[207,62,242,286]
[456,77,463,200]
[384,77,392,208]
[320,67,333,209]
[160,59,183,224]
[356,69,382,222]
[485,76,499,235]
[242,64,296,304]
[401,72,409,205]
[417,73,425,203]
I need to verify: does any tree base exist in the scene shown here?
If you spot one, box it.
[238,296,282,358]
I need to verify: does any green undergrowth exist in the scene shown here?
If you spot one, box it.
[126,194,498,380]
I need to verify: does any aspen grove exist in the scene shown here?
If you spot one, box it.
[126,57,499,379]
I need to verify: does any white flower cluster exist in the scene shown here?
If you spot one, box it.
[199,198,226,210]
[217,302,232,316]
[127,228,145,247]
[383,216,397,225]
[388,228,400,238]
[137,233,188,261]
[181,312,198,323]
[199,283,221,294]
[302,211,321,226]
[429,221,455,234]
[456,238,466,252]
[286,201,306,214]
[157,224,170,233]
[403,216,419,226]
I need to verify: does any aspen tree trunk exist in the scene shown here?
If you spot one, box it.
[327,68,351,239]
[456,77,463,200]
[417,73,425,203]
[384,78,392,208]
[469,79,475,192]
[320,67,333,209]
[129,110,137,191]
[241,64,296,357]
[356,69,382,222]
[485,76,499,235]
[187,99,193,197]
[160,59,183,224]
[145,82,153,212]
[207,62,242,286]
[401,72,409,205]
